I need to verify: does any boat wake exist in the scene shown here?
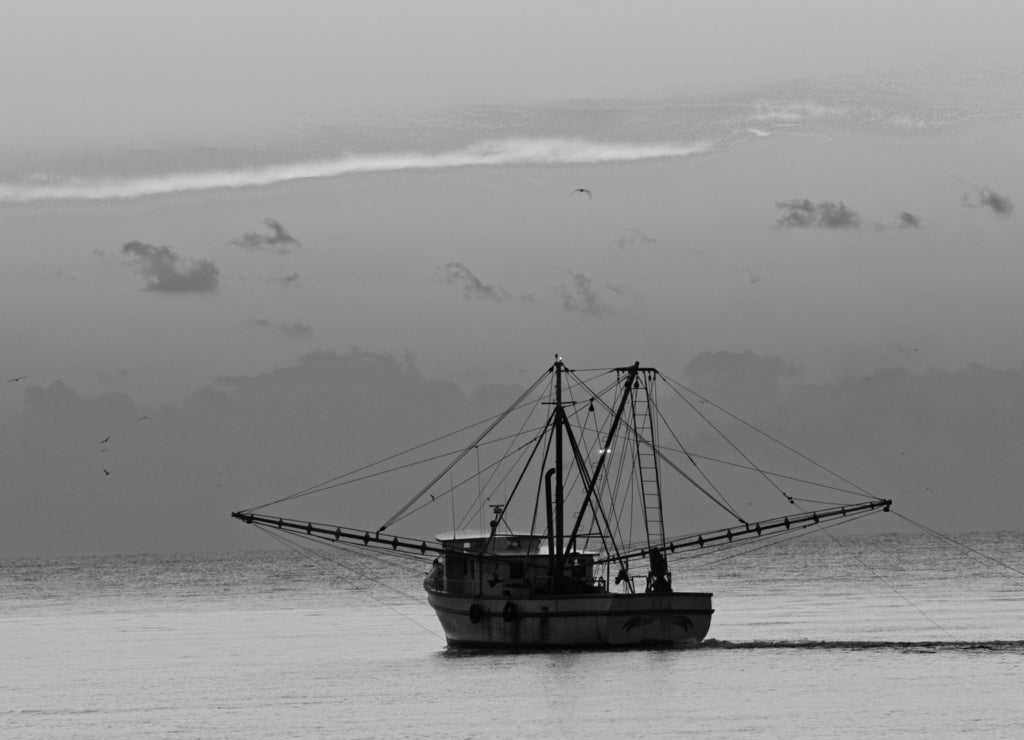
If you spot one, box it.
[0,137,710,203]
[702,638,1024,653]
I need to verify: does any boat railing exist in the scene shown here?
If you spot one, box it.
[434,572,612,597]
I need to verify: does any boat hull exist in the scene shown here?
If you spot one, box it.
[426,590,713,648]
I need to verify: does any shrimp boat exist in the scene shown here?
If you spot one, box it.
[232,357,892,648]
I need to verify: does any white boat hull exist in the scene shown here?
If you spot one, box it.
[426,589,713,648]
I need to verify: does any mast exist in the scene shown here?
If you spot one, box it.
[560,362,641,571]
[554,357,565,561]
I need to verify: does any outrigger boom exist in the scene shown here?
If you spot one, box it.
[603,498,892,564]
[230,496,891,565]
[230,511,446,557]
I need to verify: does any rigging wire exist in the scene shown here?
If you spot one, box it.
[570,369,747,522]
[664,378,797,508]
[246,367,551,516]
[396,433,543,529]
[457,389,551,532]
[658,509,954,640]
[671,450,868,499]
[654,405,743,520]
[661,374,878,501]
[258,527,444,641]
[380,369,552,531]
[809,517,955,640]
[892,510,1024,586]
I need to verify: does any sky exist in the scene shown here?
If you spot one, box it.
[2,2,1024,557]
[3,1,1023,151]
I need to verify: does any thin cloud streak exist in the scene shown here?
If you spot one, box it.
[0,138,711,203]
[254,320,313,339]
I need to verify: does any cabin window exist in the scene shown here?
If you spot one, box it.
[509,562,524,580]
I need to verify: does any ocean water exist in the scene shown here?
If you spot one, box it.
[3,533,1023,739]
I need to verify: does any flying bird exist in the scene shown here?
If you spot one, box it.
[137,416,151,421]
[570,188,592,199]
[100,436,111,444]
[103,469,111,476]
[6,376,26,382]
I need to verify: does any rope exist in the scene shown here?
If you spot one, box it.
[662,374,878,501]
[665,379,796,508]
[381,369,550,531]
[672,450,868,500]
[244,368,551,515]
[812,518,954,640]
[893,510,1024,585]
[259,526,444,641]
[567,370,747,522]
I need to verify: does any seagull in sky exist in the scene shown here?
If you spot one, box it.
[103,469,111,476]
[100,435,111,444]
[6,376,26,382]
[570,188,592,199]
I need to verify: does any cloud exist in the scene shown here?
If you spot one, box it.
[121,241,219,293]
[560,271,614,316]
[97,369,130,386]
[775,199,861,229]
[896,211,922,228]
[22,381,139,427]
[438,262,506,302]
[254,320,313,339]
[603,281,631,297]
[279,323,313,339]
[267,271,301,288]
[0,139,711,203]
[0,350,483,557]
[9,348,1024,557]
[682,350,802,422]
[612,228,658,250]
[963,186,1014,216]
[231,218,302,254]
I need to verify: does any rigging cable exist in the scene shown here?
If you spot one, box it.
[570,368,746,522]
[460,389,551,532]
[812,516,955,640]
[893,510,1024,586]
[258,526,444,641]
[244,368,550,516]
[380,367,551,531]
[654,405,745,519]
[668,450,867,500]
[662,375,878,501]
[664,377,796,509]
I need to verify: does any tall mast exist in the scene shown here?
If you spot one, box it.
[562,362,640,564]
[554,356,565,560]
